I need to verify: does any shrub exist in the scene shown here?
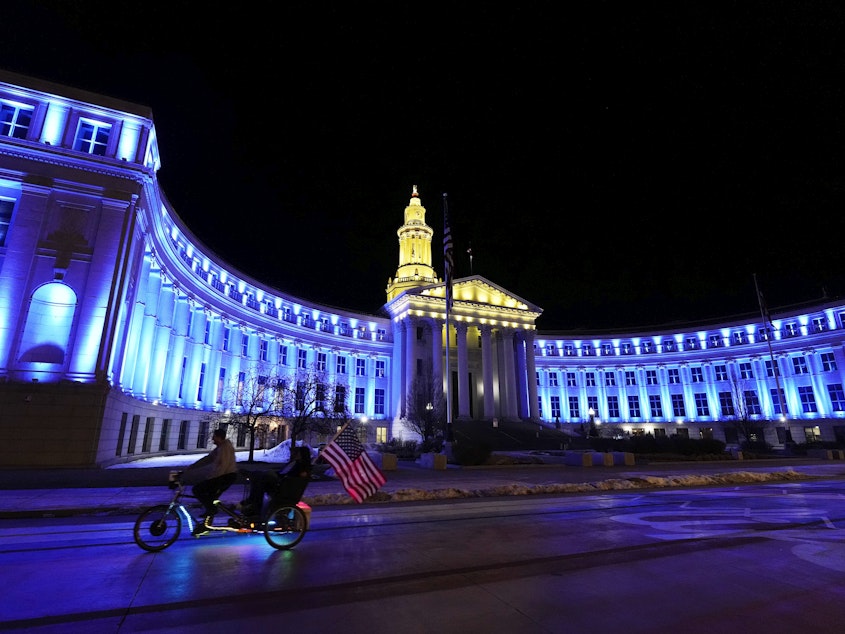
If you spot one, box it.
[451,440,492,466]
[376,438,419,460]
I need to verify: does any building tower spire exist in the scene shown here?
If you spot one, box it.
[386,186,439,301]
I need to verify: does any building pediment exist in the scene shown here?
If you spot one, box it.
[385,275,542,327]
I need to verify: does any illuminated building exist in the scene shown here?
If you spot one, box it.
[1,71,844,467]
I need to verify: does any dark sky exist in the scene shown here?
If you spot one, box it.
[4,2,845,330]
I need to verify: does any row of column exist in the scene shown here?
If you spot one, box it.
[536,348,844,423]
[399,316,539,422]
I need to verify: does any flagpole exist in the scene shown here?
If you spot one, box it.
[443,193,453,442]
[754,273,790,441]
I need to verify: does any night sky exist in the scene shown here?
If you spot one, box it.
[3,2,844,330]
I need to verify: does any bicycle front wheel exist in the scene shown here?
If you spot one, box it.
[264,504,307,550]
[134,505,183,552]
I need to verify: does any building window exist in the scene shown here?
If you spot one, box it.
[564,345,575,356]
[625,371,636,386]
[685,337,699,350]
[694,392,710,417]
[709,334,723,348]
[354,387,365,414]
[73,119,111,155]
[216,368,226,403]
[785,323,800,337]
[739,362,754,380]
[582,344,593,356]
[197,363,206,401]
[566,372,577,387]
[550,395,561,419]
[792,356,809,375]
[646,370,658,385]
[196,420,210,449]
[719,391,734,416]
[336,355,347,374]
[798,386,818,413]
[356,358,366,376]
[690,367,704,383]
[827,384,845,412]
[813,317,828,332]
[663,339,676,352]
[223,327,230,352]
[297,348,307,369]
[628,395,640,418]
[376,360,385,378]
[587,395,599,415]
[204,321,211,345]
[549,372,559,387]
[821,352,837,372]
[142,417,154,453]
[178,357,187,399]
[668,368,680,384]
[177,420,189,451]
[607,396,620,418]
[604,371,616,387]
[568,396,580,419]
[648,394,663,418]
[671,394,686,418]
[374,388,385,415]
[260,339,268,361]
[765,359,780,378]
[732,331,748,345]
[743,390,762,415]
[771,388,788,415]
[0,101,33,139]
[585,372,596,387]
[714,364,727,381]
[316,352,327,372]
[758,326,772,342]
[279,344,288,365]
[0,198,13,247]
[601,343,614,356]
[241,333,249,357]
[159,419,171,452]
[642,341,654,353]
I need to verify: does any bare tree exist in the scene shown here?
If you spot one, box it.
[219,364,286,463]
[726,367,765,445]
[403,364,446,445]
[274,363,350,446]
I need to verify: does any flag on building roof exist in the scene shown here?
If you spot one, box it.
[322,425,386,503]
[443,193,454,309]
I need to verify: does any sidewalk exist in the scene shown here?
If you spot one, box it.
[3,455,845,519]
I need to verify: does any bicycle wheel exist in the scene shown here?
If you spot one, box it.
[134,505,183,552]
[264,504,307,550]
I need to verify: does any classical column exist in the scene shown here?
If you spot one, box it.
[429,318,443,393]
[481,325,495,419]
[405,316,416,418]
[500,328,518,420]
[514,330,528,419]
[131,269,162,398]
[162,295,189,404]
[147,281,176,401]
[456,322,469,418]
[524,330,539,420]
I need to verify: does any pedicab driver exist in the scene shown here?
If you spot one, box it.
[185,428,238,535]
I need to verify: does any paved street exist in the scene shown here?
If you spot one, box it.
[3,474,845,633]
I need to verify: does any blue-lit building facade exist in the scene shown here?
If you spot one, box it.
[1,71,844,467]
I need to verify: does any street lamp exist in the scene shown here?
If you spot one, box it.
[425,402,433,437]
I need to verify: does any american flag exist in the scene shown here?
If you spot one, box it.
[443,193,454,309]
[322,425,386,503]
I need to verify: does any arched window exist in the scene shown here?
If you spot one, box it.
[18,283,77,364]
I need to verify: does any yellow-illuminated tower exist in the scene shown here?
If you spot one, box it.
[386,185,439,301]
